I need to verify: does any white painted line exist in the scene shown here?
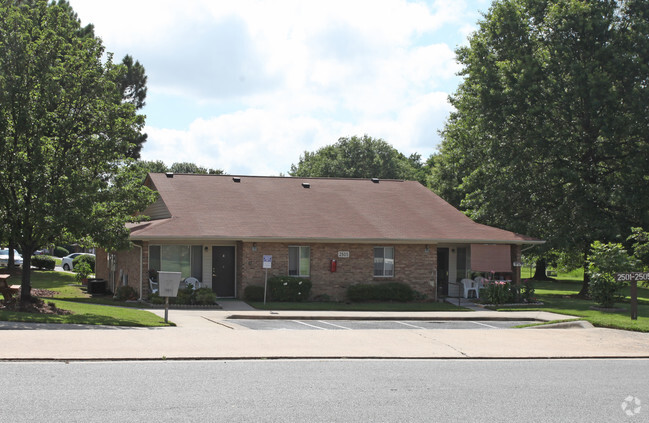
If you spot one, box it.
[395,321,426,329]
[292,320,328,330]
[317,320,352,330]
[471,321,498,329]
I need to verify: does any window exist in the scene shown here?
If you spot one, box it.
[149,245,203,281]
[288,246,310,276]
[374,247,394,277]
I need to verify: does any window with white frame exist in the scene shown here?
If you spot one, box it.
[149,245,203,281]
[288,246,310,276]
[373,246,394,277]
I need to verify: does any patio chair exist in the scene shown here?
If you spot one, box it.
[184,277,200,290]
[474,276,486,290]
[460,278,480,299]
[149,278,159,294]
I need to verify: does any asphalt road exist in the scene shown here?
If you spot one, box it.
[229,319,533,330]
[1,359,647,422]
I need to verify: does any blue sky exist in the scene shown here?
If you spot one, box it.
[68,0,491,175]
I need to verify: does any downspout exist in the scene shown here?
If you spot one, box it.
[134,244,143,301]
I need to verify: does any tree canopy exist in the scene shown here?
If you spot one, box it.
[431,0,649,289]
[0,0,154,300]
[289,135,428,184]
[134,160,226,177]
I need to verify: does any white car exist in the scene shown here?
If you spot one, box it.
[0,249,23,268]
[61,253,95,271]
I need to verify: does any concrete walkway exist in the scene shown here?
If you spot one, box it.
[1,302,649,360]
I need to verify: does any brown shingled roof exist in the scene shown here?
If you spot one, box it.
[128,173,541,244]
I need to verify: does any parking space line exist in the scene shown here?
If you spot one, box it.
[292,320,328,330]
[470,321,498,329]
[395,321,426,329]
[317,320,352,330]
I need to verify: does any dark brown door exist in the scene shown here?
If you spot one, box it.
[437,248,449,297]
[212,246,235,297]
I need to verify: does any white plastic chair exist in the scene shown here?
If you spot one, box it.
[149,278,159,294]
[184,277,200,290]
[474,276,486,290]
[460,278,479,299]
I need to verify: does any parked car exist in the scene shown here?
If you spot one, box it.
[0,248,23,268]
[61,253,95,271]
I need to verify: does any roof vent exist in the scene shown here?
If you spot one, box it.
[165,172,174,178]
[371,178,379,183]
[302,182,311,188]
[232,177,241,183]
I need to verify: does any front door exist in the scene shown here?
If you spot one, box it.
[437,248,449,297]
[212,246,235,297]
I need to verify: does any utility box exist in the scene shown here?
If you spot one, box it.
[158,271,181,297]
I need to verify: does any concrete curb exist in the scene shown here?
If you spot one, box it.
[524,320,595,329]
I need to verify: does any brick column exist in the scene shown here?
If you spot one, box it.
[511,244,522,285]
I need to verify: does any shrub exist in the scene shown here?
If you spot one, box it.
[53,246,69,258]
[148,292,165,305]
[194,288,217,305]
[587,241,638,308]
[521,279,535,302]
[114,285,138,301]
[347,282,414,302]
[173,286,195,305]
[74,261,93,283]
[268,276,312,302]
[244,285,265,302]
[31,255,55,271]
[483,281,514,305]
[73,254,95,273]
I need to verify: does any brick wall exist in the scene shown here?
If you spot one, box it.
[238,242,437,301]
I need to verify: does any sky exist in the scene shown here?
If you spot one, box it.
[68,0,491,176]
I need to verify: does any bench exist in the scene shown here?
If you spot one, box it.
[0,274,19,301]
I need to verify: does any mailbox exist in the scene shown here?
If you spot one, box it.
[158,271,181,297]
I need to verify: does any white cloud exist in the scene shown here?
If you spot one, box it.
[68,0,481,174]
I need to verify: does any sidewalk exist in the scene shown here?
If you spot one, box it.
[1,302,649,360]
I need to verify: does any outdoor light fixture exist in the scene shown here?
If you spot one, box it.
[252,243,258,252]
[425,245,429,253]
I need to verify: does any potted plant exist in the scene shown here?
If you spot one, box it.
[75,261,93,285]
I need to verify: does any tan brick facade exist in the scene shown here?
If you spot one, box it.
[237,242,437,301]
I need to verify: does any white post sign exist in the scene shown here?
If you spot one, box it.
[263,255,272,304]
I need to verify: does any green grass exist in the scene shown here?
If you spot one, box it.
[1,270,171,326]
[497,277,649,332]
[248,301,469,311]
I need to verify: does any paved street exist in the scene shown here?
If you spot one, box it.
[1,359,647,422]
[229,318,533,330]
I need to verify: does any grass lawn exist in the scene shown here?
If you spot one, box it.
[247,301,469,311]
[497,277,649,332]
[1,270,171,327]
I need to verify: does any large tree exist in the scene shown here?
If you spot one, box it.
[0,0,155,301]
[431,0,649,293]
[290,135,427,183]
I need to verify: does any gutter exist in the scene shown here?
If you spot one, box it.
[134,244,143,301]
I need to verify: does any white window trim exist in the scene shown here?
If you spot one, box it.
[288,245,310,277]
[373,246,395,277]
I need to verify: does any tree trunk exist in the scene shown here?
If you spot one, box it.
[532,259,552,280]
[578,255,590,298]
[20,254,32,303]
[7,241,15,269]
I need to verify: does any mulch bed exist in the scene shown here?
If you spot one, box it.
[0,289,72,315]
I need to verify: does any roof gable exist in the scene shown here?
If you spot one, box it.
[129,173,540,244]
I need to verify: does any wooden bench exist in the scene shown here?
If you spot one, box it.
[0,274,19,301]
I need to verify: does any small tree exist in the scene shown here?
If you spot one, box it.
[587,241,638,308]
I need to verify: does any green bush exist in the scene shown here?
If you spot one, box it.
[148,292,165,305]
[587,241,638,308]
[173,286,195,305]
[31,255,55,271]
[194,288,217,305]
[54,246,69,258]
[244,285,265,302]
[268,276,311,302]
[347,282,414,302]
[114,285,138,301]
[73,254,95,273]
[74,261,93,283]
[483,281,514,305]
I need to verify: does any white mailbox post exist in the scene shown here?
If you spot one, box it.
[158,271,181,323]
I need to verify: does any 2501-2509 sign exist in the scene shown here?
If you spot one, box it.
[615,272,649,282]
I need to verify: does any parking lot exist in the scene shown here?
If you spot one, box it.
[227,319,535,331]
